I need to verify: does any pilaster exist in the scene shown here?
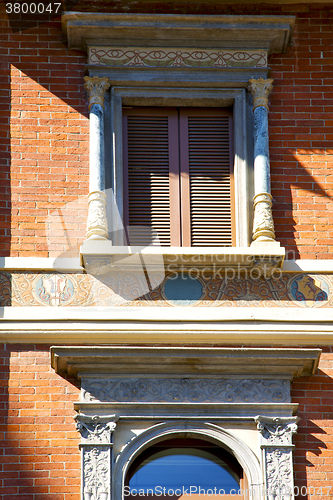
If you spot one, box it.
[256,416,299,500]
[75,414,117,500]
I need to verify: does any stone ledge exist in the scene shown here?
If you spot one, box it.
[1,257,333,273]
[51,346,320,379]
[80,241,286,277]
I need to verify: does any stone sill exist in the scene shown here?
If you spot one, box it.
[80,240,285,275]
[2,257,333,273]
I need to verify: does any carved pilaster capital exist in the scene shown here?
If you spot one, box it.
[75,414,117,445]
[252,192,276,243]
[248,77,274,111]
[86,191,109,240]
[84,76,111,110]
[255,416,299,446]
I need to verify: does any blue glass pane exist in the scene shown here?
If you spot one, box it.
[129,453,239,493]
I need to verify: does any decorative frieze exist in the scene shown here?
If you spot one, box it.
[81,378,290,404]
[5,271,333,308]
[89,47,268,69]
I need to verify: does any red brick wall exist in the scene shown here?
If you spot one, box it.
[0,344,332,499]
[291,348,333,500]
[1,2,333,258]
[0,3,89,258]
[0,345,80,499]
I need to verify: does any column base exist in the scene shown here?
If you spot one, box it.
[251,238,281,248]
[86,191,109,240]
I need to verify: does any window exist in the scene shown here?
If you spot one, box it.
[122,107,234,247]
[126,437,245,499]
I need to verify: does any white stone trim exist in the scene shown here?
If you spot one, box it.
[282,260,333,273]
[0,257,332,273]
[0,307,332,344]
[0,257,83,271]
[1,305,333,322]
[112,421,263,500]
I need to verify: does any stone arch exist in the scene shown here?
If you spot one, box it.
[113,421,263,499]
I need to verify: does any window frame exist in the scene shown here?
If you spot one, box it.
[106,87,253,248]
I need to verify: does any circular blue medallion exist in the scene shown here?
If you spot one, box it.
[163,274,203,305]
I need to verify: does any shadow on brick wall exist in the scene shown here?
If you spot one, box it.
[1,344,81,499]
[292,367,333,500]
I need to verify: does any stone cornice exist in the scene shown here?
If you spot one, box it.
[62,13,295,55]
[0,307,332,345]
[51,346,320,379]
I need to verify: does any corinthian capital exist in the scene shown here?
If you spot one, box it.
[84,76,111,110]
[75,414,117,444]
[255,416,299,446]
[248,77,274,111]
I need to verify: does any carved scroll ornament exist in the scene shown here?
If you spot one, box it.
[81,377,290,404]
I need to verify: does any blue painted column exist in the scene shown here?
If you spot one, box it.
[248,78,278,245]
[84,76,111,240]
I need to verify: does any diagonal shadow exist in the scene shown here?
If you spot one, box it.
[272,159,332,260]
[291,368,333,500]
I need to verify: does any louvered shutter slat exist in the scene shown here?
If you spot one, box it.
[187,114,232,247]
[126,115,171,246]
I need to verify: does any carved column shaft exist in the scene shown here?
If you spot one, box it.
[84,76,111,240]
[256,416,299,500]
[75,414,117,500]
[248,78,278,246]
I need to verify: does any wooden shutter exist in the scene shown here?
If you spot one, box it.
[123,107,233,247]
[123,108,180,246]
[179,108,233,247]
